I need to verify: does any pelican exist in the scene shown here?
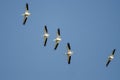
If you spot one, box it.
[43,25,49,46]
[54,28,62,50]
[106,49,116,67]
[22,3,31,25]
[66,43,73,64]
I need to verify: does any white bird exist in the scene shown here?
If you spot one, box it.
[43,25,49,46]
[54,28,62,50]
[106,49,116,67]
[22,3,31,25]
[66,43,73,64]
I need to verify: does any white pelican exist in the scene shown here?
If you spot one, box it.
[106,49,116,67]
[54,28,62,50]
[66,43,73,64]
[22,3,31,25]
[43,25,49,46]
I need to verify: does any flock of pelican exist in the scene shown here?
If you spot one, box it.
[22,3,73,64]
[22,3,116,66]
[43,25,73,64]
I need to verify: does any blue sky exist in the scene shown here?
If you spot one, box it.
[0,0,120,80]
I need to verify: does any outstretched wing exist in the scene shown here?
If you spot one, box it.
[23,17,27,25]
[26,3,29,11]
[106,59,111,67]
[44,37,47,46]
[67,43,71,50]
[54,43,59,50]
[112,49,116,55]
[57,28,60,36]
[68,56,71,64]
[44,25,48,33]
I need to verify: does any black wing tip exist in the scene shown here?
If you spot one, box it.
[58,28,60,31]
[26,3,28,7]
[68,56,71,64]
[106,64,108,67]
[106,63,108,67]
[106,60,110,67]
[54,43,59,50]
[26,3,29,10]
[44,44,46,46]
[57,28,60,35]
[23,21,25,25]
[44,25,49,33]
[112,49,116,55]
[23,22,26,25]
[67,42,70,45]
[106,63,109,67]
[54,47,57,50]
[67,43,71,50]
[113,49,116,52]
[44,38,47,46]
[23,17,27,25]
[44,25,47,27]
[44,25,47,31]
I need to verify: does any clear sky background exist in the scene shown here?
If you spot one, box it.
[0,0,120,80]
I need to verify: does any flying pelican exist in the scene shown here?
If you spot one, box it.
[54,28,62,50]
[43,25,49,46]
[106,49,116,67]
[66,43,73,64]
[22,3,31,25]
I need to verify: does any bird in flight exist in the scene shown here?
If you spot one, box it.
[54,28,62,50]
[43,25,49,46]
[66,43,73,64]
[22,3,31,25]
[106,49,116,67]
